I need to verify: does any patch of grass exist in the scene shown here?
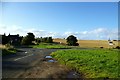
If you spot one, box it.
[51,49,119,78]
[0,46,17,56]
[32,43,71,49]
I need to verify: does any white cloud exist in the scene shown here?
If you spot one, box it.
[0,25,118,40]
[63,28,118,40]
[0,25,27,36]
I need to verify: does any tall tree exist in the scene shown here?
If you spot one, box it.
[27,32,35,41]
[21,32,35,45]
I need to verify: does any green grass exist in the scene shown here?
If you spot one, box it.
[32,43,71,49]
[0,48,17,56]
[51,49,119,78]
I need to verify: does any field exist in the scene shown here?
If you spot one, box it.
[53,39,119,48]
[32,43,71,49]
[51,49,119,78]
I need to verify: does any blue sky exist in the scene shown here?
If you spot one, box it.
[0,2,118,40]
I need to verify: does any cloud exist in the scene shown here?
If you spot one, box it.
[63,28,118,40]
[0,25,27,36]
[0,25,118,40]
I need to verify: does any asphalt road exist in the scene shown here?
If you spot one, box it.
[2,47,91,79]
[2,48,58,78]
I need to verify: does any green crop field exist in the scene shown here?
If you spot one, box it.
[51,49,119,78]
[32,43,71,49]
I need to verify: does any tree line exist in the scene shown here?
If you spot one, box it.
[1,32,79,46]
[0,32,53,45]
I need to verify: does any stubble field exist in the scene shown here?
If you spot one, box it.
[53,39,119,48]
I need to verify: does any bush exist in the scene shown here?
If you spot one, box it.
[113,40,117,41]
[116,46,120,49]
[100,47,104,48]
[75,43,79,46]
[37,37,53,43]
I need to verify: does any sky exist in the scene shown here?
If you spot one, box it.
[0,2,119,40]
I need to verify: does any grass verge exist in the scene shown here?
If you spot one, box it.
[51,49,119,78]
[0,44,17,56]
[1,48,17,56]
[32,43,71,49]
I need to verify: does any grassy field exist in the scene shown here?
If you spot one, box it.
[51,49,119,78]
[53,39,119,48]
[32,43,71,49]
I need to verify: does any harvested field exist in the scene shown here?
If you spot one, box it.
[53,39,119,48]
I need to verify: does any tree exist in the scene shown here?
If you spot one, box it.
[46,37,53,43]
[35,38,41,43]
[27,32,35,41]
[2,33,9,45]
[21,32,35,45]
[43,37,47,43]
[21,36,29,45]
[66,35,79,46]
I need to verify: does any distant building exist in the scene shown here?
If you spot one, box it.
[8,34,20,44]
[1,33,23,45]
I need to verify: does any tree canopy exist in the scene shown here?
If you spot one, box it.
[66,35,79,46]
[21,32,35,45]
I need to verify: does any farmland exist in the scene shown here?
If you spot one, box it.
[1,39,119,78]
[53,39,119,48]
[51,49,119,78]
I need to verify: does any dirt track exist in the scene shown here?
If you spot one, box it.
[18,60,70,78]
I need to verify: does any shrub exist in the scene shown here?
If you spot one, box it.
[75,43,79,46]
[113,40,117,41]
[116,46,120,49]
[100,47,104,48]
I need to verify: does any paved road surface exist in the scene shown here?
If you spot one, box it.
[2,48,57,78]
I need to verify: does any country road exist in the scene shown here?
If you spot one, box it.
[2,48,82,79]
[2,48,58,78]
